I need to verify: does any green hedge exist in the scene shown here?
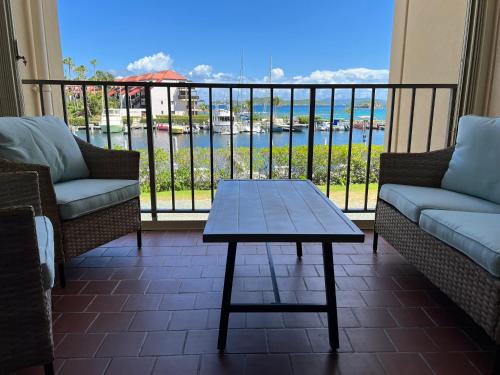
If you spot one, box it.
[135,144,382,193]
[155,115,209,124]
[68,116,86,126]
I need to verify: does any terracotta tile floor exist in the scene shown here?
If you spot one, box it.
[19,230,497,375]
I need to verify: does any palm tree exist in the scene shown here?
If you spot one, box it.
[62,57,73,79]
[74,65,87,80]
[90,59,97,78]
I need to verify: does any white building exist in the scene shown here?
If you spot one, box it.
[112,70,200,118]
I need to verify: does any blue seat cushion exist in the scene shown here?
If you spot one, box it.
[442,115,500,205]
[419,210,500,277]
[35,216,55,290]
[379,184,500,222]
[0,116,89,183]
[54,179,140,220]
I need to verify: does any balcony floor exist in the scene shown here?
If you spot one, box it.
[19,230,496,375]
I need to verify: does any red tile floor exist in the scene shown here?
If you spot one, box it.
[19,230,497,375]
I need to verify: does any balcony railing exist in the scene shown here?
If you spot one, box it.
[22,79,458,219]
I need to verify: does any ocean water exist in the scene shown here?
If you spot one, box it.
[254,104,387,121]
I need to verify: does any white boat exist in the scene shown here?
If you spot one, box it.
[100,109,123,133]
[239,123,251,132]
[212,108,239,135]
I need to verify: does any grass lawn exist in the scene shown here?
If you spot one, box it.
[141,183,378,210]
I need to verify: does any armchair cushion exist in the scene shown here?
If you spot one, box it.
[0,116,89,183]
[442,115,500,204]
[379,184,500,222]
[54,179,140,220]
[35,216,55,289]
[419,210,500,277]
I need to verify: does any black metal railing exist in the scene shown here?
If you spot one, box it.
[22,79,458,218]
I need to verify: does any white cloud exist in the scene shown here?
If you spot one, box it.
[189,64,213,78]
[126,52,173,72]
[262,67,285,82]
[292,68,389,84]
[169,63,389,101]
[271,67,285,80]
[211,72,237,82]
[188,64,238,83]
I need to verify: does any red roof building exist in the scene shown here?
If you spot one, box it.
[116,70,187,83]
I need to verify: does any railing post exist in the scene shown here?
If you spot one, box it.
[38,83,45,116]
[60,84,68,124]
[307,88,316,181]
[144,84,157,220]
[446,87,458,147]
[125,85,132,150]
[82,84,90,142]
[103,84,111,149]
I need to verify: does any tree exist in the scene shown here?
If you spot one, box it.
[74,65,87,80]
[90,59,97,77]
[198,102,208,112]
[94,70,115,81]
[62,56,74,79]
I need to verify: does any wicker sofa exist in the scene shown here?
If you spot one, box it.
[0,116,142,286]
[0,172,55,374]
[373,116,500,372]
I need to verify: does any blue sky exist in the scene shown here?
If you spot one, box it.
[58,0,394,84]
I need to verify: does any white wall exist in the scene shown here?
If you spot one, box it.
[388,0,468,152]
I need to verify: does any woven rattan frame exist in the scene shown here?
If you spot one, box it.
[0,174,53,373]
[375,148,500,343]
[375,200,500,342]
[0,137,141,264]
[62,198,140,259]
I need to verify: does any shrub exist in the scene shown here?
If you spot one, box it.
[154,114,209,124]
[68,116,86,126]
[136,144,382,193]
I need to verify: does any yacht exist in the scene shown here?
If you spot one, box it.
[212,108,239,135]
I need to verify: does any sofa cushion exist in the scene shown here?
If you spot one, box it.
[419,210,500,277]
[441,115,500,204]
[35,216,55,290]
[379,184,500,222]
[54,179,140,220]
[0,116,89,183]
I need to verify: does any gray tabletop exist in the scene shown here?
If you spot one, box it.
[203,179,365,243]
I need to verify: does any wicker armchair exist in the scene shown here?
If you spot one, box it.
[0,172,54,374]
[0,137,142,287]
[373,148,500,372]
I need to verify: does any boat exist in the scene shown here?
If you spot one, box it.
[213,108,239,134]
[375,120,386,130]
[171,125,185,134]
[330,119,345,131]
[293,122,308,131]
[100,110,123,133]
[238,122,263,133]
[239,123,251,132]
[157,123,169,131]
[316,121,329,131]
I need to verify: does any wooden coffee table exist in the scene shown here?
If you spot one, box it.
[203,179,364,351]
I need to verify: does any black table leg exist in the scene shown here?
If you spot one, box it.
[218,242,237,350]
[322,242,339,350]
[296,242,303,258]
